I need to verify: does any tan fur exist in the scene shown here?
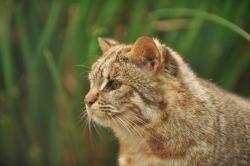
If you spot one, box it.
[85,36,250,166]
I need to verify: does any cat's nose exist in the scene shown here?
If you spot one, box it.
[85,91,99,108]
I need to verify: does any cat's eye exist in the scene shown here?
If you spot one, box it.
[103,80,121,92]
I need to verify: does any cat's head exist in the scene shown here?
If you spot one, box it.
[85,36,181,129]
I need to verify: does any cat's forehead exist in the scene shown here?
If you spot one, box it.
[89,45,132,81]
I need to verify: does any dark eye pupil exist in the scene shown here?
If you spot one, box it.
[112,81,118,88]
[103,80,120,92]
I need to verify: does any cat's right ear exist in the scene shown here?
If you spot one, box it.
[98,37,119,53]
[127,36,163,73]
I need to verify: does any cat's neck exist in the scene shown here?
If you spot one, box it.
[111,73,214,162]
[111,99,196,158]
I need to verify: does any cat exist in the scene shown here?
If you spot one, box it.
[84,36,250,166]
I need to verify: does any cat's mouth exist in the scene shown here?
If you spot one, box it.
[86,107,122,126]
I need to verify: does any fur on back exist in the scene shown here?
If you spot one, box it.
[85,36,250,166]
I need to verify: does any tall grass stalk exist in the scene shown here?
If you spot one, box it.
[151,8,250,41]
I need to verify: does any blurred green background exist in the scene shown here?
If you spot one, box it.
[0,0,249,165]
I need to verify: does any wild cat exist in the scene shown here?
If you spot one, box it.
[84,36,250,166]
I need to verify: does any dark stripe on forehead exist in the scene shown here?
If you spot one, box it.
[99,68,104,78]
[90,45,132,87]
[98,45,130,69]
[92,53,114,80]
[93,47,123,79]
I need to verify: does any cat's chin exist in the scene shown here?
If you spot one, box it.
[92,115,110,127]
[86,108,114,127]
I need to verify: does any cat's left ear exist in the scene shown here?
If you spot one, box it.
[127,36,163,72]
[98,37,119,53]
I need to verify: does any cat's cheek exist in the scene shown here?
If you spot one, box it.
[110,87,131,106]
[102,91,119,104]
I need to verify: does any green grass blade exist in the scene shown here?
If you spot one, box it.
[13,3,32,71]
[44,50,87,165]
[34,2,62,64]
[126,0,149,42]
[151,8,250,41]
[44,50,73,114]
[221,50,250,89]
[0,26,15,117]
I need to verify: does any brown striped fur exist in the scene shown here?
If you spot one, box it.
[85,36,250,166]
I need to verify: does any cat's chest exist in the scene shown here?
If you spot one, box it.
[118,151,186,166]
[118,143,186,166]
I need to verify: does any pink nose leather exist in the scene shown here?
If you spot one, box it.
[84,91,98,108]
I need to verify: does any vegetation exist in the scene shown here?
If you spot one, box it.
[0,0,249,165]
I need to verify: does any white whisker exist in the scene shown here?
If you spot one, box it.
[78,111,88,123]
[117,117,134,139]
[74,64,90,69]
[92,121,103,138]
[129,113,164,144]
[88,115,94,145]
[124,117,144,141]
[110,116,119,129]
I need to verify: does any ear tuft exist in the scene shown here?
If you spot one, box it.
[127,36,162,72]
[98,37,119,53]
[98,37,111,53]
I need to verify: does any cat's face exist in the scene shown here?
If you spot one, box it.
[85,36,177,129]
